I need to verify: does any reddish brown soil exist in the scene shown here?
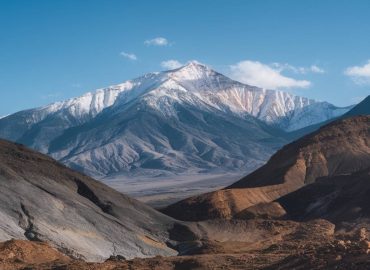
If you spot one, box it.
[2,220,370,270]
[0,239,70,270]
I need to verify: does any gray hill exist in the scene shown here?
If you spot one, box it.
[0,139,185,261]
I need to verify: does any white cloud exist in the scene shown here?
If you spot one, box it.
[229,60,311,89]
[310,65,325,74]
[344,60,370,84]
[120,52,137,61]
[144,37,169,46]
[161,60,183,69]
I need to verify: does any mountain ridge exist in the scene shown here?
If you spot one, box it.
[0,62,352,178]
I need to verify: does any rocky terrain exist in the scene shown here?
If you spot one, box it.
[2,220,370,269]
[0,113,369,269]
[2,138,356,269]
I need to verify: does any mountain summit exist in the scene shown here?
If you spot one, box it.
[0,63,351,178]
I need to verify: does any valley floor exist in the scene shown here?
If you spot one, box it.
[103,172,243,208]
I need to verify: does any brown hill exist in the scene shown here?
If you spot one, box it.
[163,116,370,221]
[278,168,370,224]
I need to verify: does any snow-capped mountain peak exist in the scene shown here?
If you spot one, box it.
[164,62,237,94]
[0,62,353,134]
[0,62,353,178]
[170,60,210,75]
[170,62,211,81]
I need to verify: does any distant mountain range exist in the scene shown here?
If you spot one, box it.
[0,62,353,178]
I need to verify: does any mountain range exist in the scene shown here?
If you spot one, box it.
[0,62,352,180]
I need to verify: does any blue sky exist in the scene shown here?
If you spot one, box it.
[1,0,370,116]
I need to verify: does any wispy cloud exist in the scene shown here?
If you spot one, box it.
[120,51,137,61]
[309,65,325,74]
[144,37,170,46]
[271,63,325,74]
[229,60,311,89]
[161,60,183,69]
[344,60,370,85]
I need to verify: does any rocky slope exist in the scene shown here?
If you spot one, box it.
[163,116,370,221]
[278,168,370,224]
[0,62,350,178]
[0,139,189,261]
